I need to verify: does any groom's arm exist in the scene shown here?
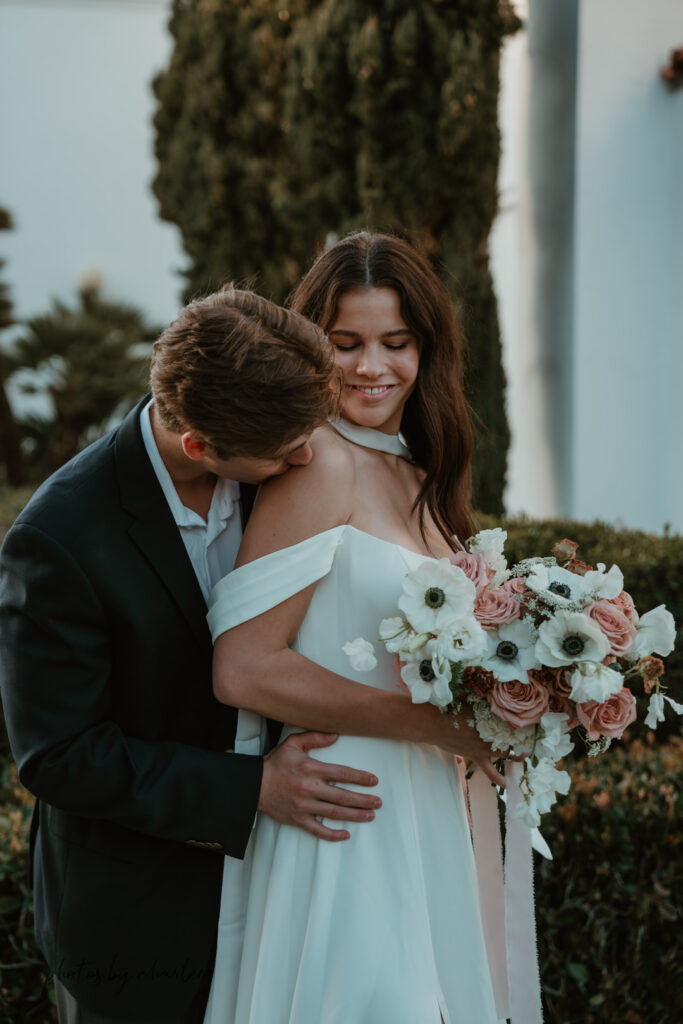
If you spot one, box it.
[0,521,263,858]
[0,521,380,852]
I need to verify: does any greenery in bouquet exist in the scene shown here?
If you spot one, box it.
[343,529,679,828]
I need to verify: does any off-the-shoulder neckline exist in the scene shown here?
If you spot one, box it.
[234,523,441,569]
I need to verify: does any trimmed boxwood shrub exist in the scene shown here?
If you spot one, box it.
[537,737,682,1024]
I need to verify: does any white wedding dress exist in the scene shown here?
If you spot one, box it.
[203,524,500,1024]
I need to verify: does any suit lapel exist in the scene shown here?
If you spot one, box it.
[239,483,258,530]
[114,398,210,649]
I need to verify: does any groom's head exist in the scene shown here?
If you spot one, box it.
[150,286,338,482]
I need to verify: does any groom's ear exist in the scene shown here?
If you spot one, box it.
[181,431,210,462]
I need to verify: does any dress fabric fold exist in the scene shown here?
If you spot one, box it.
[203,525,502,1024]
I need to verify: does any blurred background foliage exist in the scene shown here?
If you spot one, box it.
[152,0,521,513]
[0,207,155,482]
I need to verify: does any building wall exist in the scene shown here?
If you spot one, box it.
[0,0,184,327]
[571,0,683,533]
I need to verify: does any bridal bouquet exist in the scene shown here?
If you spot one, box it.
[343,529,680,827]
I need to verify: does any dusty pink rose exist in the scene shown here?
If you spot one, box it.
[474,587,522,629]
[449,551,491,593]
[488,676,550,729]
[576,688,637,740]
[586,599,637,657]
[552,538,579,562]
[610,589,639,626]
[502,576,526,596]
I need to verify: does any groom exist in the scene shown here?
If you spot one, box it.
[0,287,382,1024]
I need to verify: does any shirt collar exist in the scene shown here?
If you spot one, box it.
[140,400,240,529]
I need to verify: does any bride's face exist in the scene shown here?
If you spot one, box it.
[328,287,419,435]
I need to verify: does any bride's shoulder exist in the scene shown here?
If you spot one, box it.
[237,425,355,562]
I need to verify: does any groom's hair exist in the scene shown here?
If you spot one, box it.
[150,285,338,458]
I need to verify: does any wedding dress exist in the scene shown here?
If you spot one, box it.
[203,516,500,1023]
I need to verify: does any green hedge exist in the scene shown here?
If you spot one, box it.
[0,764,55,1023]
[537,738,682,1024]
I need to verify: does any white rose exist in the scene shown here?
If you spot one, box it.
[342,637,377,672]
[569,662,624,703]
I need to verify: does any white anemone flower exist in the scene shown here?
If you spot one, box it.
[535,610,610,667]
[469,527,509,585]
[537,712,574,760]
[379,616,410,653]
[644,691,683,729]
[526,564,589,607]
[481,618,540,682]
[630,605,676,659]
[342,637,377,672]
[398,559,476,633]
[569,661,624,702]
[400,640,453,707]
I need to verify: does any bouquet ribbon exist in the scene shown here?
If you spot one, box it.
[469,763,544,1024]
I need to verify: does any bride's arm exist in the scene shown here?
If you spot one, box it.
[214,432,503,787]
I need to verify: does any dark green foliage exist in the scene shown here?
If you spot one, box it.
[478,514,683,741]
[0,763,55,1023]
[152,0,520,511]
[537,738,682,1024]
[5,280,155,476]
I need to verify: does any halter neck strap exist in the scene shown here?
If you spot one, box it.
[329,418,412,461]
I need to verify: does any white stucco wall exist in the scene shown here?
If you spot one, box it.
[0,0,184,327]
[571,0,683,532]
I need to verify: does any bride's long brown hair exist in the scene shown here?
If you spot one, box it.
[289,232,474,548]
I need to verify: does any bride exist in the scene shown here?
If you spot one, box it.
[204,233,502,1023]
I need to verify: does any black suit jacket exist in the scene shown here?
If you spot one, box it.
[0,397,263,1021]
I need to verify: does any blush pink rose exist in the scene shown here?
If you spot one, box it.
[576,688,637,740]
[488,677,550,729]
[502,577,526,596]
[610,590,639,626]
[449,551,491,593]
[586,600,637,657]
[474,587,522,629]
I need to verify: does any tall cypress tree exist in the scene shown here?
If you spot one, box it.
[153,0,520,511]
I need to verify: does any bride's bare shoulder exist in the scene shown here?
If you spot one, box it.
[237,426,356,560]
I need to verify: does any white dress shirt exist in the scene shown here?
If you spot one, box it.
[140,401,266,757]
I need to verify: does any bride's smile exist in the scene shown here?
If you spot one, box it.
[328,286,419,435]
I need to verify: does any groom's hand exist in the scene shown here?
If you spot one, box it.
[258,732,382,841]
